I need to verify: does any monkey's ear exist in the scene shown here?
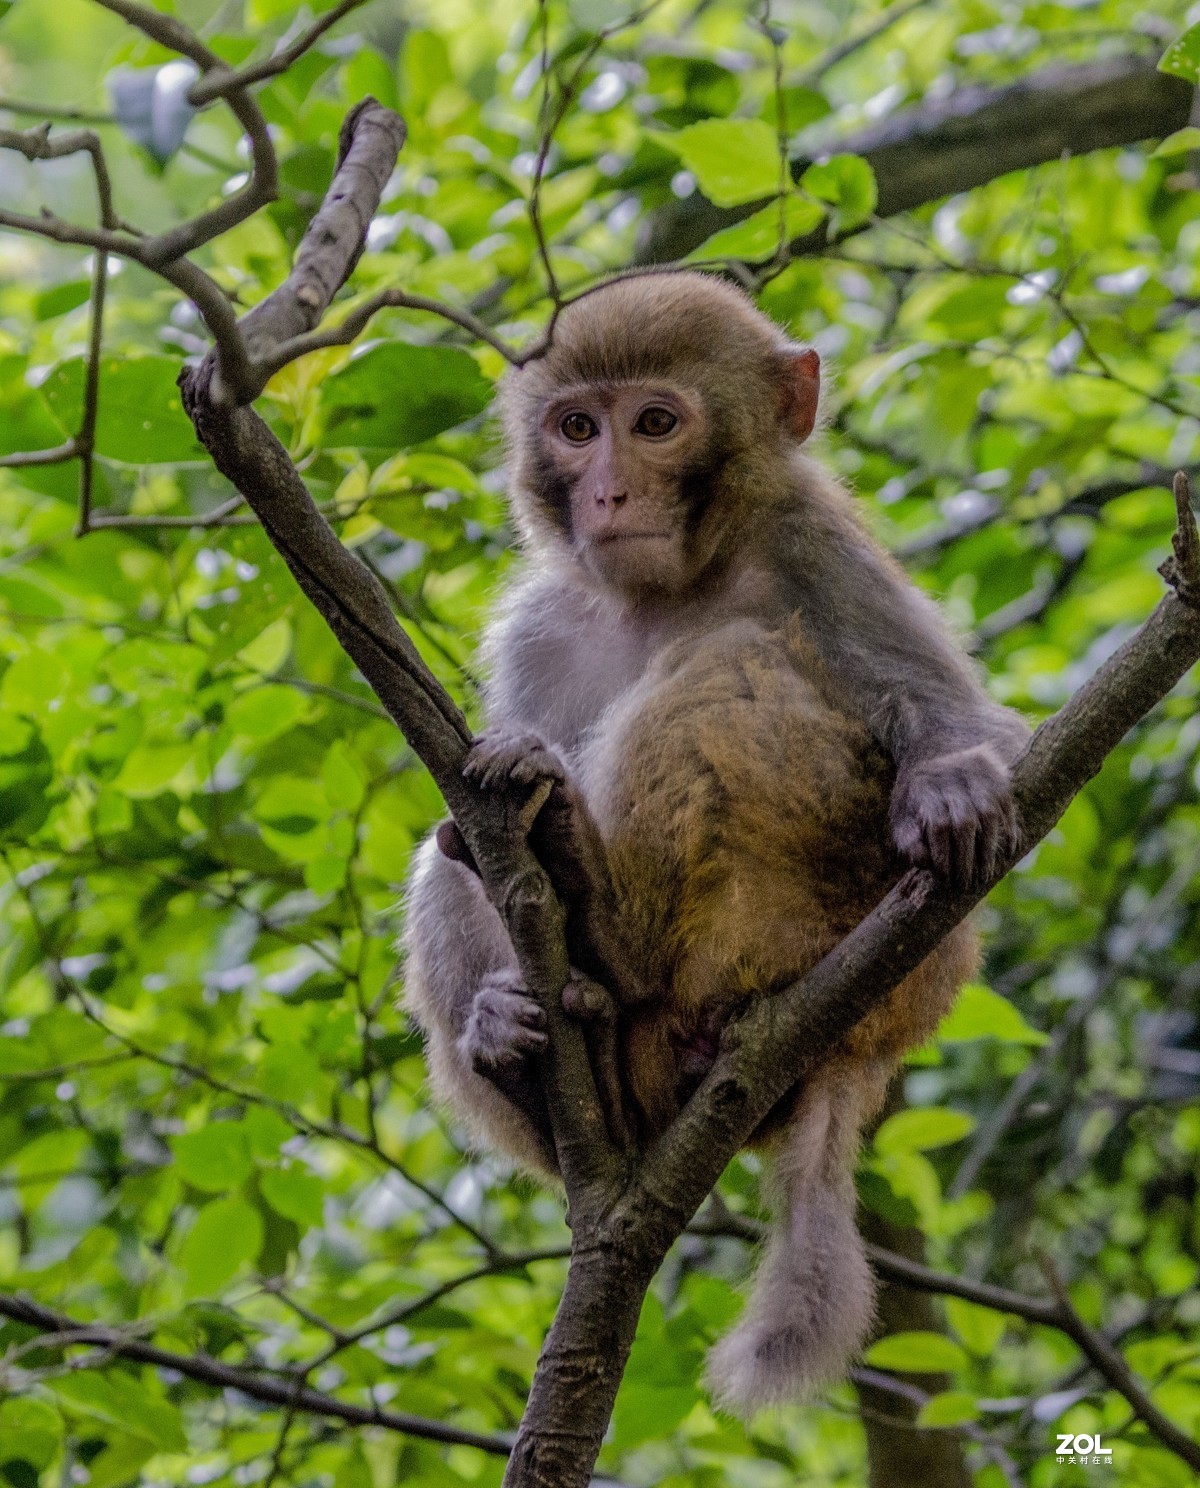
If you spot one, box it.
[776,347,821,443]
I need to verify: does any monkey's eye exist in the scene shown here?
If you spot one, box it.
[634,406,678,437]
[560,412,598,442]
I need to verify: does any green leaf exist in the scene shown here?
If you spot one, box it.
[689,196,825,261]
[661,118,781,206]
[1159,23,1200,82]
[0,1398,63,1469]
[39,355,203,464]
[179,1197,264,1297]
[261,1163,325,1228]
[874,1107,975,1156]
[801,153,877,233]
[237,617,294,676]
[321,344,493,450]
[916,1390,980,1427]
[243,1106,295,1160]
[111,741,193,798]
[322,740,367,812]
[946,1296,1008,1356]
[1152,126,1200,157]
[172,1122,253,1192]
[52,1373,186,1450]
[864,1330,968,1373]
[225,684,307,741]
[936,983,1048,1046]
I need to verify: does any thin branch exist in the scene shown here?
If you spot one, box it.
[188,0,369,105]
[796,0,930,86]
[258,287,524,378]
[0,95,114,125]
[0,123,111,504]
[849,1367,1024,1488]
[299,1247,572,1371]
[1037,1252,1200,1471]
[91,0,279,268]
[0,1291,512,1456]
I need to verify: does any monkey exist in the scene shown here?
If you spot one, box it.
[402,270,1028,1413]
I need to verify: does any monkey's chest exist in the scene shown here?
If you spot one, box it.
[584,621,900,1134]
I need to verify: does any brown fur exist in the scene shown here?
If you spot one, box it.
[578,615,977,1142]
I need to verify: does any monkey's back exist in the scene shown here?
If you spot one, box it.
[580,617,976,1137]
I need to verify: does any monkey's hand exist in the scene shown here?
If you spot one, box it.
[562,969,633,1151]
[460,728,647,1010]
[463,726,566,818]
[460,969,549,1075]
[889,743,1017,888]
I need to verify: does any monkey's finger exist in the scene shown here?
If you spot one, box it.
[951,810,980,889]
[926,814,955,880]
[891,807,931,866]
[975,810,1002,884]
[509,751,565,787]
[562,975,614,1022]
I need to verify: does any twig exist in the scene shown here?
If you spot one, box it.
[188,0,369,105]
[0,1291,512,1456]
[849,1368,1024,1487]
[796,0,930,86]
[0,95,113,124]
[91,0,278,268]
[1036,1252,1200,1471]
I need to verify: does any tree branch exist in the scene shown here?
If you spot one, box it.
[187,0,369,105]
[637,55,1195,263]
[177,102,620,1205]
[0,1290,512,1456]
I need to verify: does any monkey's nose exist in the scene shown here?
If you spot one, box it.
[598,490,628,509]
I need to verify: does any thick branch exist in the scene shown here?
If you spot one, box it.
[638,55,1194,262]
[228,100,407,398]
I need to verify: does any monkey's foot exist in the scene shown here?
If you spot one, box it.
[890,742,1018,888]
[463,727,567,792]
[562,969,633,1151]
[461,971,548,1074]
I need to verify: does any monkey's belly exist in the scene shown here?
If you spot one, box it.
[582,618,975,1139]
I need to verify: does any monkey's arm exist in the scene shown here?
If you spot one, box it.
[785,473,1030,885]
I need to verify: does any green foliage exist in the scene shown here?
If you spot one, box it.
[0,0,1198,1485]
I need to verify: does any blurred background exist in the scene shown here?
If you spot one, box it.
[0,2,1198,1484]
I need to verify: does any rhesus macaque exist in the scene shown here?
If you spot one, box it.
[403,271,1028,1412]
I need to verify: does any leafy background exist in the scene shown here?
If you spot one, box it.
[1,1,1199,1485]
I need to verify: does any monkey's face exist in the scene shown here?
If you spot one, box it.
[503,271,823,594]
[535,379,711,595]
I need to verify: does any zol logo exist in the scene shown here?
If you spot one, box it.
[1056,1432,1113,1465]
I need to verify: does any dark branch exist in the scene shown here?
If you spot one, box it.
[638,55,1194,263]
[187,0,369,105]
[0,1290,512,1456]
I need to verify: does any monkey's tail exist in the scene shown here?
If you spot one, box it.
[705,1058,891,1417]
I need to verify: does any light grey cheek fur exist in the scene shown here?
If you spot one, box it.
[401,838,554,1175]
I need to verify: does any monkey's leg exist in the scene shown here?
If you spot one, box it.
[402,837,557,1175]
[706,1056,893,1415]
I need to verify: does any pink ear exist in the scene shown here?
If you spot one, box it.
[777,347,820,442]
